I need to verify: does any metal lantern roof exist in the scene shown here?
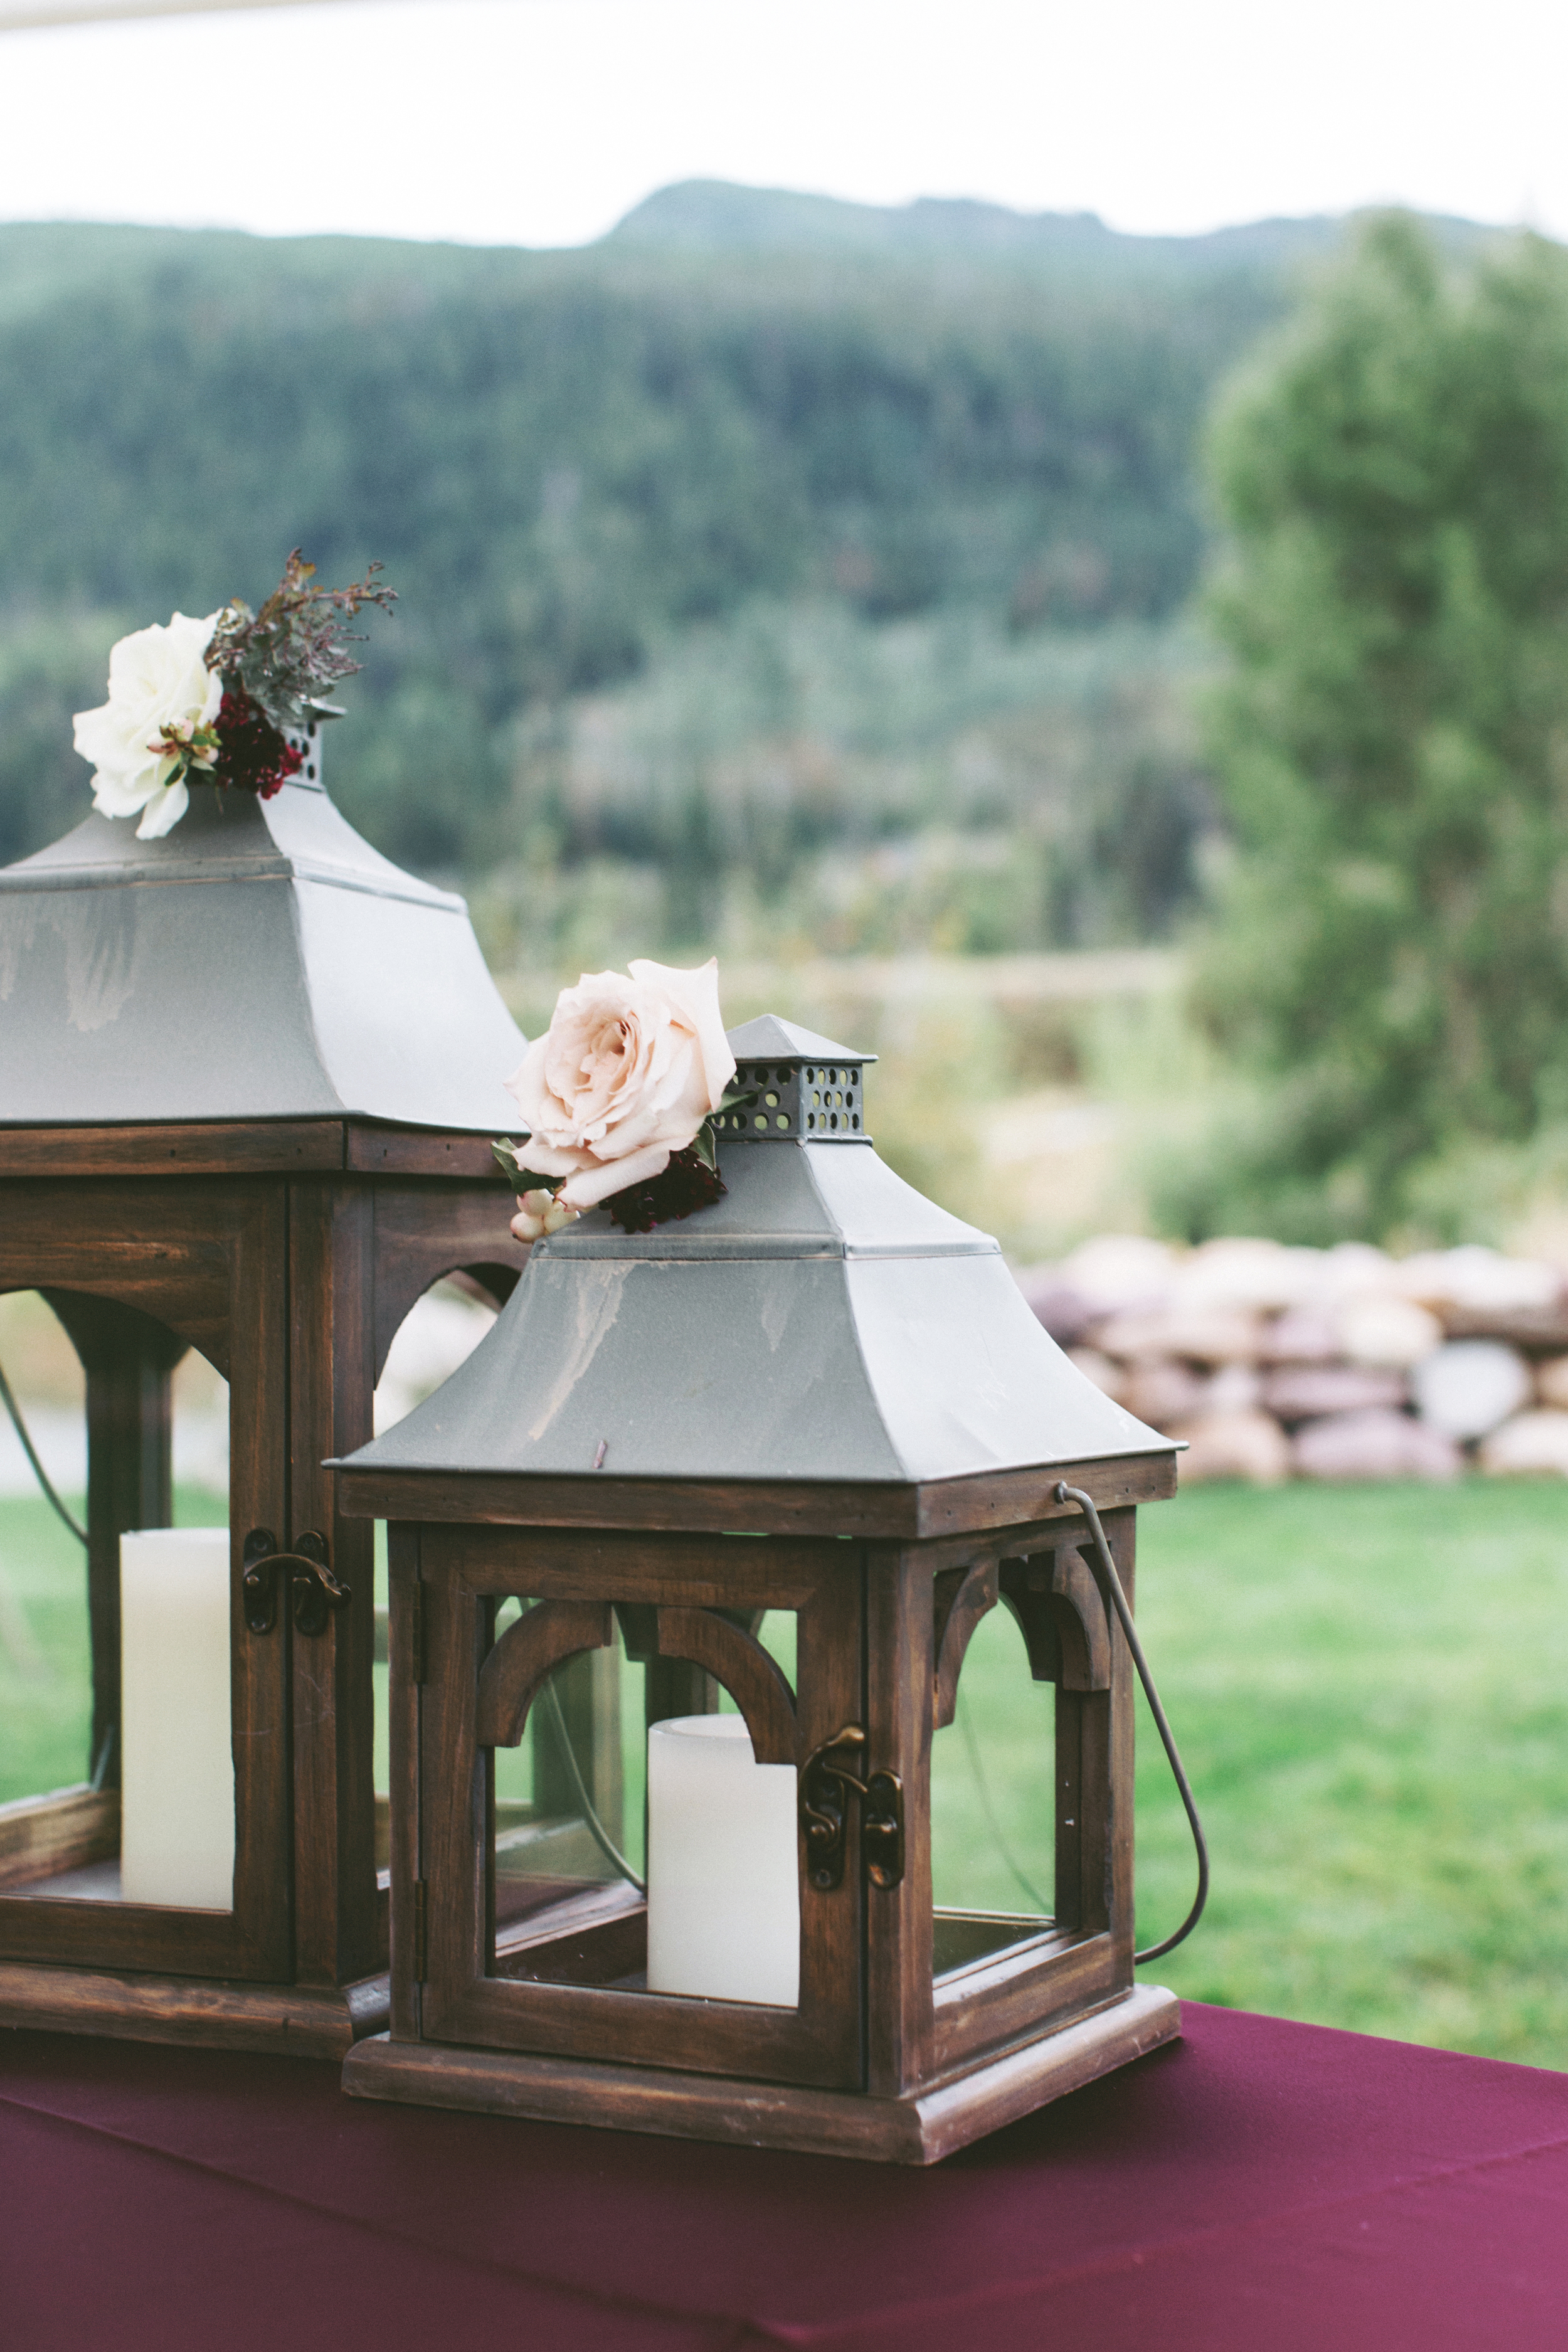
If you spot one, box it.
[0,737,525,1131]
[344,1020,1176,1488]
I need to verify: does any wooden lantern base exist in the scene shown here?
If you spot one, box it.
[341,1983,1179,2164]
[0,1957,389,2060]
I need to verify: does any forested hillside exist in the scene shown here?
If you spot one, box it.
[0,187,1446,950]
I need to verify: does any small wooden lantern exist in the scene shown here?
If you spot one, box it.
[337,1017,1184,2160]
[0,723,528,2054]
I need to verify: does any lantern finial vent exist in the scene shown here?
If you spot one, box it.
[718,1015,877,1144]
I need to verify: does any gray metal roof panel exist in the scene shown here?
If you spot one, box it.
[726,1013,877,1065]
[0,775,525,1131]
[344,1123,1177,1486]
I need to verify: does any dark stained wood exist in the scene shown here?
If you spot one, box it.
[0,1788,119,1892]
[1102,1508,1138,1982]
[865,1547,932,2098]
[347,1125,515,1179]
[445,1524,829,1610]
[411,1522,862,2092]
[370,1183,527,1385]
[289,1179,381,1988]
[342,1983,1182,2164]
[477,1600,615,1746]
[997,1544,1112,1694]
[932,1560,999,1732]
[43,1291,186,1787]
[931,1928,1115,2075]
[0,1185,294,1983]
[618,1606,796,1764]
[495,1900,647,1988]
[334,1452,1177,1540]
[0,1956,388,2057]
[0,1184,233,1374]
[386,1526,424,2042]
[0,1121,348,1177]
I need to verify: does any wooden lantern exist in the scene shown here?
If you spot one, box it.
[337,1018,1185,2161]
[0,723,529,2055]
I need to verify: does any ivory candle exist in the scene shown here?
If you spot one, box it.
[645,1714,798,2007]
[120,1529,235,1910]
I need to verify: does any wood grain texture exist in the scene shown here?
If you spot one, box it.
[1101,1508,1138,1983]
[0,1957,388,2057]
[346,1125,514,1179]
[476,1599,615,1746]
[0,1123,349,1177]
[411,1524,862,2091]
[932,1560,999,1732]
[370,1182,527,1385]
[865,1547,933,2097]
[333,1453,1177,1540]
[341,1983,1180,2164]
[0,1183,293,1983]
[386,1527,423,2042]
[289,1179,381,1988]
[618,1606,795,1765]
[0,1788,119,1893]
[930,1928,1116,2075]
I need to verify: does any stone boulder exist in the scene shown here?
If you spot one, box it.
[1410,1340,1531,1441]
[1293,1409,1460,1482]
[1261,1365,1409,1422]
[1173,1409,1292,1486]
[1479,1409,1568,1476]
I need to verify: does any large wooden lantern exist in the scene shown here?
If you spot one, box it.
[337,1017,1187,2161]
[0,723,529,2053]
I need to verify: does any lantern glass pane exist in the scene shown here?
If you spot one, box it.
[930,1601,1054,1976]
[487,1604,802,2010]
[0,1291,236,1914]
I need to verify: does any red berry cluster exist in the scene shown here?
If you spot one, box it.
[213,686,305,800]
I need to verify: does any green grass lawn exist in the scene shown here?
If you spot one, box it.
[6,1478,1567,2069]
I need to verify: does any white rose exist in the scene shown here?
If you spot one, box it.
[73,610,223,840]
[505,957,736,1212]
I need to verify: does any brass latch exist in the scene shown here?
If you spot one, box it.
[800,1725,904,1892]
[243,1528,351,1637]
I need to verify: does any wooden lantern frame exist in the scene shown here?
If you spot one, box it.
[339,1449,1180,2163]
[0,1117,526,2055]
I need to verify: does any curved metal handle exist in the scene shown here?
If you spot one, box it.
[242,1528,351,1638]
[1053,1482,1209,1963]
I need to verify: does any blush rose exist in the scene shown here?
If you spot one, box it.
[504,958,736,1214]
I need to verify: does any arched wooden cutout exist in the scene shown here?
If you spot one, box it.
[615,1604,797,1765]
[476,1599,614,1747]
[371,1189,530,1386]
[999,1545,1111,1693]
[933,1561,1000,1730]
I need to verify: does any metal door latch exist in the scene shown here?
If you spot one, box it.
[243,1528,351,1636]
[800,1724,905,1892]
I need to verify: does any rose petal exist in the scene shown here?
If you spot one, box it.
[558,1140,672,1210]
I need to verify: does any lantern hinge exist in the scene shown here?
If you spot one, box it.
[410,1878,428,1981]
[800,1725,905,1892]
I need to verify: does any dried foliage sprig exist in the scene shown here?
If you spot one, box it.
[205,550,397,730]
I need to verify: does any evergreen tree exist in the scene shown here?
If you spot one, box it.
[1179,215,1568,1241]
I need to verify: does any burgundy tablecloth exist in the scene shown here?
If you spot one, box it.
[4,2002,1567,2351]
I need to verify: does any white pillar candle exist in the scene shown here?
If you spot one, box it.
[646,1715,799,2007]
[120,1529,235,1911]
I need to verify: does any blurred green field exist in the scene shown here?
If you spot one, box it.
[6,1478,1567,2069]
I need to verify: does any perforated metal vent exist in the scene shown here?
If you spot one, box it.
[711,1059,868,1142]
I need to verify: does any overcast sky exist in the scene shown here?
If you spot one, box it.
[0,0,1562,250]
